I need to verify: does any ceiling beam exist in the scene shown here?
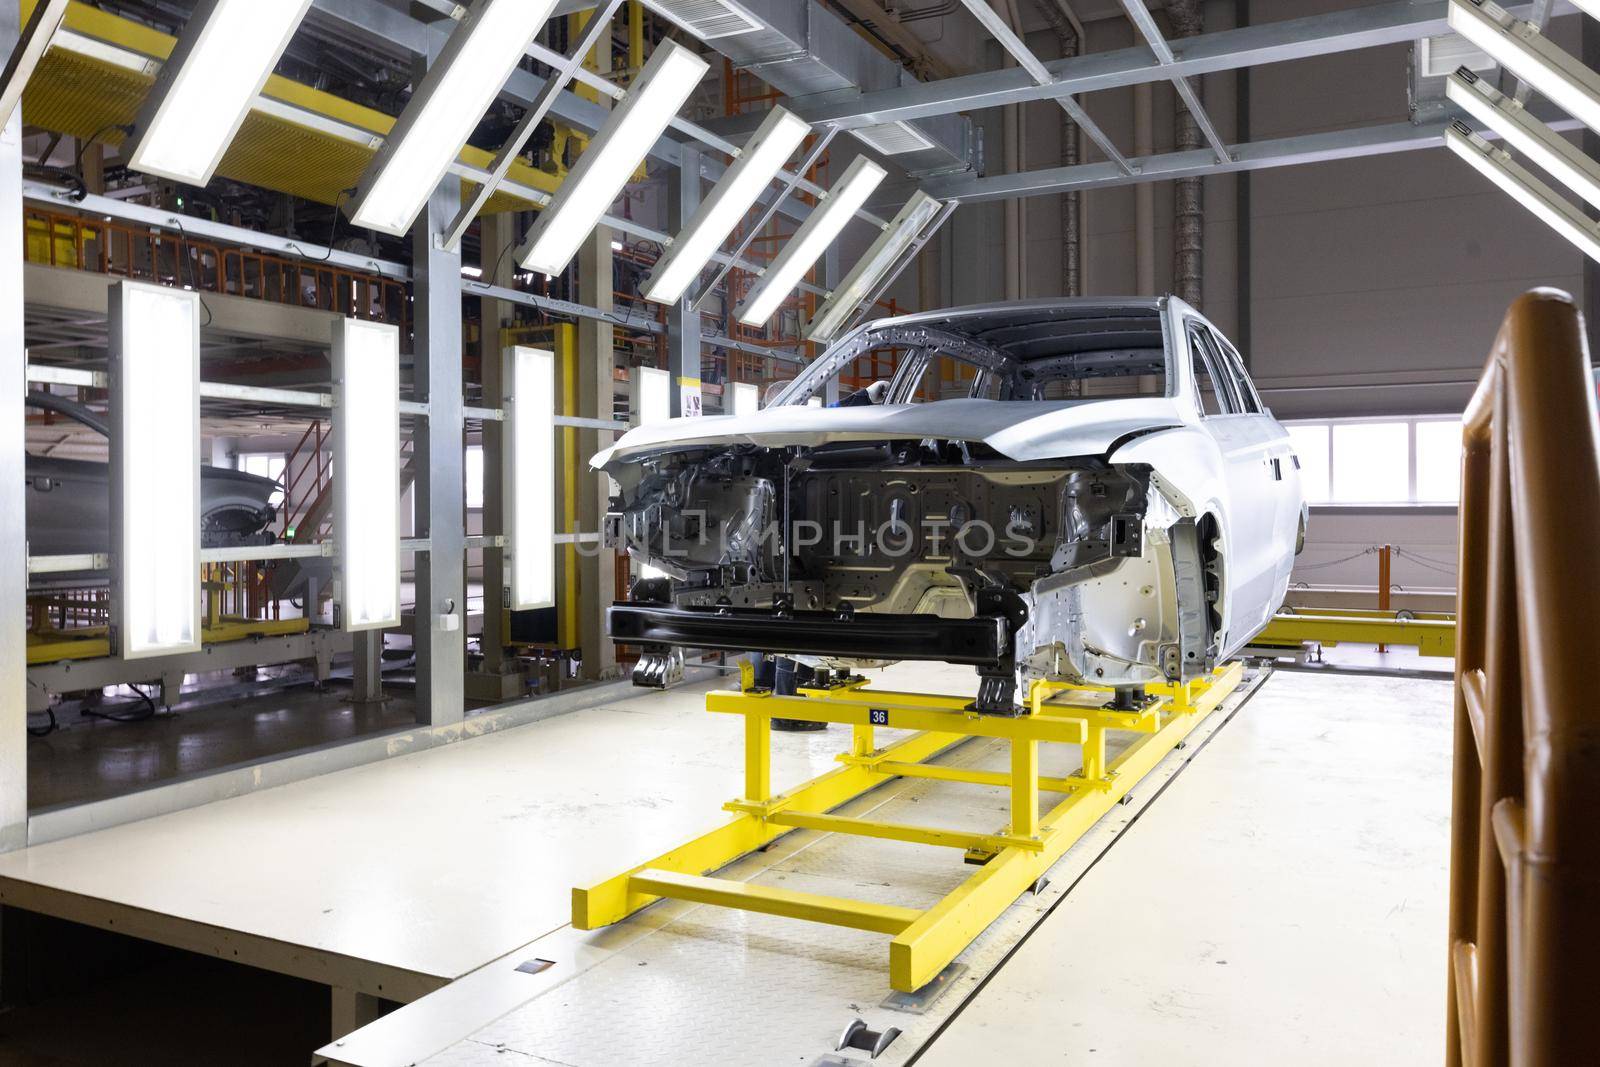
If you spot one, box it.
[920,108,1585,203]
[767,1,1559,131]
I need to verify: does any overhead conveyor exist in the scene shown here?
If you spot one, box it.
[574,659,1245,992]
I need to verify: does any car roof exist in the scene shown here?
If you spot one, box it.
[853,298,1170,362]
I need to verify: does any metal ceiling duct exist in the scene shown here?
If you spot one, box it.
[690,0,975,177]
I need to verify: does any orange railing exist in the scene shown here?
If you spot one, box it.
[1445,289,1600,1067]
[281,419,332,543]
[24,206,408,330]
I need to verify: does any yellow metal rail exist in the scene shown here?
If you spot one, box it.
[26,617,310,666]
[1254,609,1456,657]
[575,661,1245,991]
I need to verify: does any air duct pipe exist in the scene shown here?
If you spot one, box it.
[1168,0,1204,308]
[1033,0,1084,296]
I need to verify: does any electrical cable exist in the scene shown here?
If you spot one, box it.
[27,708,58,738]
[286,188,353,264]
[79,684,158,724]
[1292,546,1380,571]
[165,213,215,328]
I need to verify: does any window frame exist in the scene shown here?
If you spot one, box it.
[1285,414,1465,507]
[1185,321,1241,417]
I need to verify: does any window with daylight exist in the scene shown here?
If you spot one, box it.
[239,452,286,508]
[1285,416,1464,506]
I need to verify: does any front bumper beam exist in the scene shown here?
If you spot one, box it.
[607,603,1009,667]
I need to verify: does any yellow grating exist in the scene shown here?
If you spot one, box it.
[18,0,564,211]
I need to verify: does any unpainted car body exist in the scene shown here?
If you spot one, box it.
[596,298,1306,711]
[25,392,279,590]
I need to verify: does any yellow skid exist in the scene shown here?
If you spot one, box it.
[574,661,1245,992]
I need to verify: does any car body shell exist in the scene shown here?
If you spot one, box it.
[596,297,1306,695]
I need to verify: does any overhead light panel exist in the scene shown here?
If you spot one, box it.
[504,346,556,611]
[0,0,71,132]
[730,381,759,417]
[351,0,562,236]
[1446,122,1600,263]
[125,0,313,185]
[642,106,812,306]
[1447,69,1600,210]
[806,191,945,344]
[634,366,671,427]
[519,39,709,276]
[110,281,201,659]
[333,318,402,632]
[736,156,887,327]
[1448,0,1600,135]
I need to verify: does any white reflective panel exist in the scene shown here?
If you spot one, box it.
[1415,419,1466,504]
[642,107,811,305]
[519,40,709,276]
[1448,0,1600,134]
[730,381,759,417]
[634,366,671,426]
[112,282,201,659]
[352,0,561,235]
[805,191,943,343]
[127,0,313,185]
[333,318,401,631]
[736,155,887,326]
[1286,424,1331,505]
[465,445,485,509]
[1445,126,1600,262]
[505,346,555,611]
[1331,422,1409,504]
[1446,71,1600,209]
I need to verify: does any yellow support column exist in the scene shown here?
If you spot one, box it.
[1082,724,1107,783]
[746,710,772,802]
[1011,738,1038,839]
[851,723,876,758]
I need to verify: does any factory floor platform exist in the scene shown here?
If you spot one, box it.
[0,663,1451,1065]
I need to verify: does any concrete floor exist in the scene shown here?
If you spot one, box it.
[26,677,420,810]
[920,668,1451,1065]
[0,660,1454,1065]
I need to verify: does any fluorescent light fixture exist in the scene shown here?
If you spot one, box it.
[333,318,402,631]
[1448,0,1600,135]
[736,155,887,327]
[634,366,671,426]
[0,0,71,132]
[351,0,561,236]
[109,281,201,659]
[504,346,556,610]
[642,106,812,306]
[1446,122,1600,263]
[125,0,313,185]
[1448,69,1600,209]
[518,39,709,275]
[730,381,759,417]
[806,191,943,343]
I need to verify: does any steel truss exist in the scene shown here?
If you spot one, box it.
[574,660,1245,992]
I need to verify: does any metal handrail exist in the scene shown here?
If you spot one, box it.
[1446,288,1600,1067]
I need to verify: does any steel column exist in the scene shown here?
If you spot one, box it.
[351,631,384,705]
[412,182,467,726]
[0,3,25,851]
[667,145,702,418]
[576,232,617,680]
[479,213,516,677]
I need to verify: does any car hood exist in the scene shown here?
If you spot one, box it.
[594,396,1188,467]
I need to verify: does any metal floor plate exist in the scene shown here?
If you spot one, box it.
[389,667,1266,1067]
